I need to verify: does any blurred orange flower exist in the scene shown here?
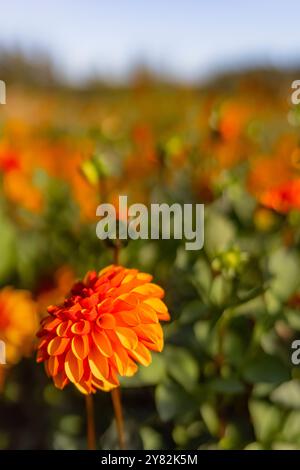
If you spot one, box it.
[0,287,38,365]
[37,265,170,394]
[260,179,300,214]
[36,266,76,316]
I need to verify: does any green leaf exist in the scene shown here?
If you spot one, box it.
[194,320,214,355]
[242,353,290,384]
[249,400,284,444]
[0,214,16,282]
[155,381,196,422]
[200,403,219,436]
[210,275,232,307]
[204,210,236,258]
[244,442,265,450]
[179,300,208,325]
[140,427,163,450]
[193,258,212,300]
[208,377,245,395]
[165,346,199,392]
[271,380,300,409]
[269,248,300,301]
[280,410,300,444]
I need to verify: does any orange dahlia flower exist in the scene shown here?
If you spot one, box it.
[0,287,38,365]
[37,265,170,394]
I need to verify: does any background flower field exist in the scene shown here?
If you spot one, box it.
[1,54,300,449]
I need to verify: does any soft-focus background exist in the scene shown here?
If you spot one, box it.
[1,0,300,450]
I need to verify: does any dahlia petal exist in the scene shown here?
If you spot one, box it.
[47,305,58,314]
[81,293,99,309]
[108,366,120,386]
[157,311,171,321]
[142,337,164,352]
[110,270,127,287]
[129,342,152,367]
[56,320,72,337]
[37,348,48,363]
[42,317,61,331]
[47,355,61,376]
[112,343,129,375]
[53,370,69,390]
[71,335,89,359]
[126,358,138,376]
[144,298,168,313]
[97,313,116,329]
[91,376,116,392]
[134,323,163,343]
[121,274,136,284]
[47,337,70,356]
[112,298,136,312]
[88,347,109,380]
[114,310,140,326]
[37,337,48,349]
[115,327,138,350]
[111,282,142,297]
[68,303,82,314]
[97,298,114,313]
[136,272,153,282]
[64,349,84,383]
[92,329,113,357]
[71,320,90,335]
[92,366,119,389]
[74,382,91,394]
[138,303,159,324]
[98,264,115,277]
[133,283,164,298]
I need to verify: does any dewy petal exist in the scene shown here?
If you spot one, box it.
[71,335,89,359]
[92,329,113,357]
[64,349,84,383]
[88,346,109,380]
[47,337,70,356]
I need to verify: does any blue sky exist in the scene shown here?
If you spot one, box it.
[0,0,299,81]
